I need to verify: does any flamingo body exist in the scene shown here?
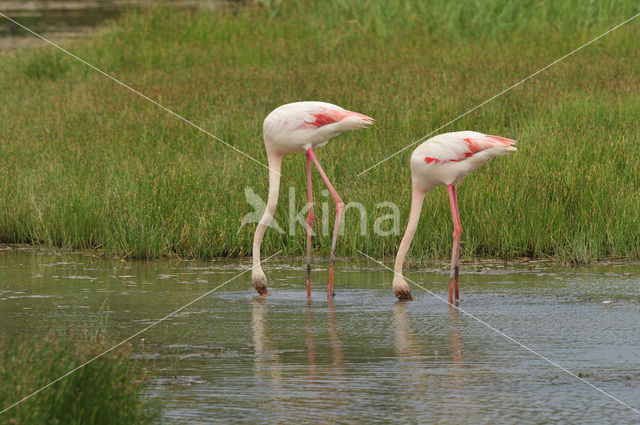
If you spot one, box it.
[410,131,517,190]
[263,102,374,154]
[253,101,374,297]
[393,131,517,301]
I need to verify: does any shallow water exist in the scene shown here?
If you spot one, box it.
[0,1,229,40]
[1,246,640,424]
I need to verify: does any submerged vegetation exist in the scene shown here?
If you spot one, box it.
[0,1,639,262]
[0,330,157,424]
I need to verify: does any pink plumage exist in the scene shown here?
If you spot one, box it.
[253,101,374,298]
[424,134,516,163]
[298,108,373,129]
[262,101,373,154]
[393,131,517,302]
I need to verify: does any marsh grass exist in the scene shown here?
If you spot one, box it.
[0,1,639,262]
[0,329,158,424]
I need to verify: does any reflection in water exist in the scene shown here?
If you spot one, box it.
[5,248,640,424]
[305,300,317,380]
[448,305,463,373]
[392,301,430,408]
[251,297,345,415]
[392,302,423,359]
[392,301,468,418]
[325,300,345,412]
[327,300,344,372]
[251,297,283,385]
[447,305,467,415]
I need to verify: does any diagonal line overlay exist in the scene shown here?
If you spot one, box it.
[357,249,640,416]
[0,12,277,174]
[357,12,640,177]
[0,251,282,415]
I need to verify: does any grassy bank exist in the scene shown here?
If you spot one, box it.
[0,330,157,424]
[1,1,639,262]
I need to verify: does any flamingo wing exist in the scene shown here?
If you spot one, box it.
[263,101,374,152]
[293,102,373,130]
[423,131,517,164]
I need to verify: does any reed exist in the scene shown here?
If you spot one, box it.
[0,330,158,424]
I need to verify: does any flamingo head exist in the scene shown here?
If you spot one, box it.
[252,268,269,296]
[392,275,414,301]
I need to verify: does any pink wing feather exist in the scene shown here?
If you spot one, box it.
[424,132,517,164]
[298,107,373,130]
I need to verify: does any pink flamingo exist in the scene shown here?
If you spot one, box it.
[393,131,517,303]
[252,101,374,298]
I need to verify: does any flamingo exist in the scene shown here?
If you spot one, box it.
[392,131,517,303]
[252,101,374,298]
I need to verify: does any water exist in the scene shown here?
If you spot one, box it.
[1,246,640,424]
[0,1,229,40]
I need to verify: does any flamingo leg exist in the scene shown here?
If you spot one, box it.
[308,148,344,299]
[305,151,315,299]
[447,185,462,303]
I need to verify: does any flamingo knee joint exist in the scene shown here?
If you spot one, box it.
[306,213,315,227]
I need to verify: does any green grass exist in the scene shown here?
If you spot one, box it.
[0,329,158,424]
[0,1,639,262]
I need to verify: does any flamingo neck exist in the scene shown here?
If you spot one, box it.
[394,185,427,275]
[252,150,283,267]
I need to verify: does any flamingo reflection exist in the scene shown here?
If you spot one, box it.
[392,301,468,418]
[327,300,344,370]
[392,301,424,359]
[304,300,345,396]
[448,305,464,379]
[251,297,283,385]
[305,299,316,380]
[251,296,344,413]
